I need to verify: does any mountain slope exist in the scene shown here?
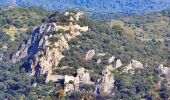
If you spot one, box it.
[1,0,170,14]
[0,7,170,99]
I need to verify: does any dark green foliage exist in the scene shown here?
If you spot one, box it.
[58,16,169,74]
[81,84,95,92]
[54,68,76,76]
[159,80,170,99]
[69,91,83,100]
[0,7,51,28]
[113,67,162,100]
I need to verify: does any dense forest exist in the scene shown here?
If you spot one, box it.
[0,7,169,99]
[1,0,170,14]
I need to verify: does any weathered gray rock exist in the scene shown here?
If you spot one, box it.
[97,53,106,57]
[115,59,122,68]
[158,64,170,87]
[159,64,170,75]
[97,58,101,64]
[123,59,143,73]
[85,49,95,61]
[77,68,92,84]
[108,56,115,64]
[11,39,31,63]
[0,53,3,61]
[96,68,115,95]
[12,12,89,83]
[64,68,93,93]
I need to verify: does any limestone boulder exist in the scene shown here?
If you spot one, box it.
[97,58,101,64]
[108,56,115,64]
[85,49,95,61]
[115,59,122,68]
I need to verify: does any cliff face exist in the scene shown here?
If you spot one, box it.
[12,12,88,82]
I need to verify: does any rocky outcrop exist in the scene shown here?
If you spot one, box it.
[12,12,88,82]
[97,58,101,64]
[85,49,95,61]
[123,59,143,73]
[108,56,115,64]
[158,64,170,86]
[96,68,115,95]
[115,59,122,68]
[159,64,169,75]
[11,39,31,63]
[64,75,76,93]
[0,53,3,61]
[64,68,94,94]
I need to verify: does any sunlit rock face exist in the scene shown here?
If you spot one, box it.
[85,49,95,61]
[108,56,115,64]
[123,59,143,73]
[159,64,170,87]
[64,68,94,94]
[96,68,115,95]
[115,59,122,68]
[12,12,88,82]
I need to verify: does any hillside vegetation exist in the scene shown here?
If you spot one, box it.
[0,7,169,99]
[0,7,51,41]
[122,9,170,40]
[1,0,170,14]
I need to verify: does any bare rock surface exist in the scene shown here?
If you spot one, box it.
[108,56,115,64]
[96,68,115,95]
[123,59,143,73]
[115,59,122,68]
[85,49,95,61]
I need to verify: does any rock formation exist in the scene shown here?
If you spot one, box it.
[64,68,94,94]
[11,12,88,82]
[85,49,95,61]
[96,58,101,64]
[0,53,3,61]
[158,64,170,86]
[159,64,169,75]
[115,59,122,68]
[108,56,115,64]
[96,68,115,95]
[123,59,143,73]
